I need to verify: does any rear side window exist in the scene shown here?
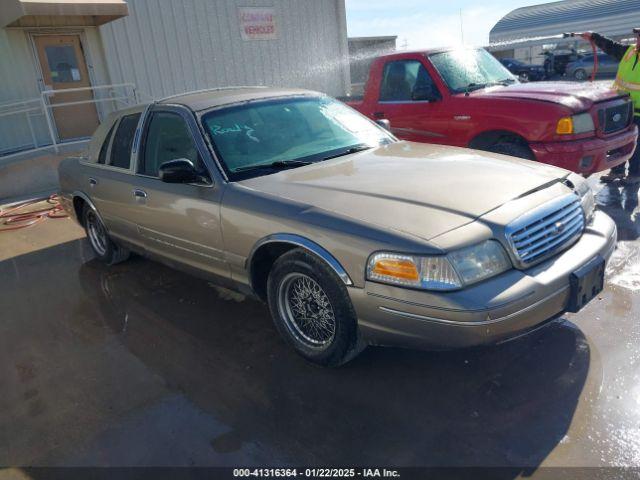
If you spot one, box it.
[97,124,115,164]
[139,112,202,177]
[110,113,141,169]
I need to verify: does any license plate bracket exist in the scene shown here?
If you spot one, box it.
[567,255,605,313]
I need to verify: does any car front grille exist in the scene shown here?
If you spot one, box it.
[506,194,585,267]
[598,101,633,134]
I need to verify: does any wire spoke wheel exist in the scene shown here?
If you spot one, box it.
[86,210,107,256]
[277,273,336,347]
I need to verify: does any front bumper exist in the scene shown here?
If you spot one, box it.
[350,211,617,350]
[529,124,637,175]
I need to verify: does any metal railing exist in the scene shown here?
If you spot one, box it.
[0,83,144,159]
[0,98,47,154]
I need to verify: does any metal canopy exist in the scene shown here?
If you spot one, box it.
[1,0,128,28]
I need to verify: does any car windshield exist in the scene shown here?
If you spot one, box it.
[201,96,394,180]
[430,48,518,93]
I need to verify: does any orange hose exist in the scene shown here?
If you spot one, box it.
[0,194,68,232]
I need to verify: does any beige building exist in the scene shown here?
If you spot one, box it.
[0,0,350,156]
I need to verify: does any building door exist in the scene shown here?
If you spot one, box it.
[33,34,100,141]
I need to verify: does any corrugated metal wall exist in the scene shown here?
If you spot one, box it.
[99,0,350,100]
[490,0,640,44]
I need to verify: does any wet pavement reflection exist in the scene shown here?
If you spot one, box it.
[0,182,639,472]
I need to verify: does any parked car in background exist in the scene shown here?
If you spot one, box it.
[499,58,546,81]
[342,47,638,175]
[543,49,581,77]
[565,53,619,81]
[59,87,617,366]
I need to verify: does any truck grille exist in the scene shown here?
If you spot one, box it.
[598,101,633,134]
[506,194,585,267]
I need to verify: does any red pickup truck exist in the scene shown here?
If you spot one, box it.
[343,47,638,174]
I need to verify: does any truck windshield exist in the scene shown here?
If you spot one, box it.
[430,48,517,93]
[201,96,394,180]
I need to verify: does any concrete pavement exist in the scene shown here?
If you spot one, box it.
[0,181,638,475]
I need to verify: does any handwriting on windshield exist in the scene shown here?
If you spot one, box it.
[210,123,259,142]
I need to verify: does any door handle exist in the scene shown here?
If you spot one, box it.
[88,177,97,186]
[133,189,147,198]
[373,111,385,119]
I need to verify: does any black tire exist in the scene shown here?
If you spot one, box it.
[82,204,130,265]
[487,142,535,160]
[267,248,364,366]
[574,68,587,81]
[519,72,530,82]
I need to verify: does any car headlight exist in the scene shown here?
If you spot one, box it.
[556,113,595,135]
[366,240,512,291]
[567,172,596,222]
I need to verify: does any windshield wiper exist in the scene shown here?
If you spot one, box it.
[322,144,373,160]
[234,159,313,172]
[464,82,487,95]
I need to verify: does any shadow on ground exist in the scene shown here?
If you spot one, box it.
[84,252,588,472]
[0,237,591,475]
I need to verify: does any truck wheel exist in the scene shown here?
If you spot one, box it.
[83,204,130,265]
[574,69,587,81]
[488,142,535,161]
[267,248,364,367]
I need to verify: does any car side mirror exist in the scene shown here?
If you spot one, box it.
[376,119,391,131]
[412,84,440,102]
[158,158,200,184]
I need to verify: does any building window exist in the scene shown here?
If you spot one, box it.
[44,46,82,83]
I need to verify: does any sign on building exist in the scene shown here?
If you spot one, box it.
[238,7,277,41]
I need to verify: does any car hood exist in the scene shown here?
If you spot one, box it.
[471,80,622,110]
[239,142,569,242]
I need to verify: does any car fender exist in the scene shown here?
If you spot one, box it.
[247,233,354,286]
[72,190,107,228]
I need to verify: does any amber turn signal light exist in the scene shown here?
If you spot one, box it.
[370,258,420,281]
[556,117,574,135]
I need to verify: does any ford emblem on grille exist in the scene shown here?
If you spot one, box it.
[552,221,565,236]
[612,113,622,123]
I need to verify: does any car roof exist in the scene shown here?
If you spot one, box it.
[155,86,320,112]
[377,46,482,58]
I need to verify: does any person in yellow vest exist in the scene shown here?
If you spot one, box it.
[578,30,640,184]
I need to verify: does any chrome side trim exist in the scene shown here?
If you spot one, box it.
[378,286,568,326]
[247,233,353,286]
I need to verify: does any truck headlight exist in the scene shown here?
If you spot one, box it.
[556,113,595,135]
[567,172,596,222]
[366,241,512,291]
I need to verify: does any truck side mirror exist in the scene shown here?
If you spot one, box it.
[376,119,391,131]
[412,84,440,102]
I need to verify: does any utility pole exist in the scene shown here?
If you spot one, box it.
[459,8,464,44]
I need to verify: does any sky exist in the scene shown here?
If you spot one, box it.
[345,0,546,49]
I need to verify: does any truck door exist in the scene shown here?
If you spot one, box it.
[371,59,449,144]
